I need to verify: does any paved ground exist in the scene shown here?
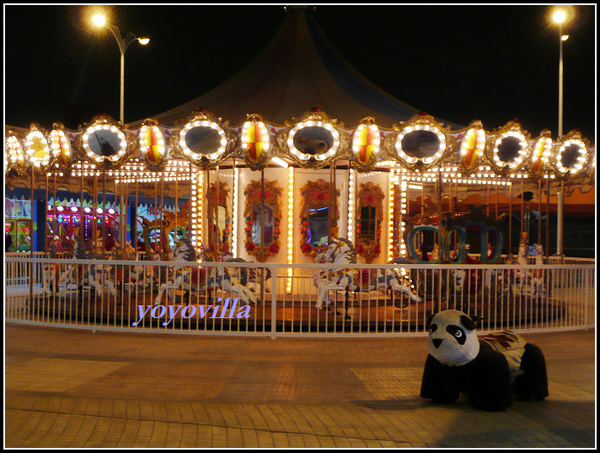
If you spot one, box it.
[4,324,596,448]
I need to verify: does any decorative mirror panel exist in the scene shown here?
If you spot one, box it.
[300,179,340,257]
[243,179,282,262]
[355,182,384,263]
[206,181,232,257]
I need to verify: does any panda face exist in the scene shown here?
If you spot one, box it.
[427,310,480,367]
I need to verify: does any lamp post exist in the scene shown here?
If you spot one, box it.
[552,9,569,258]
[92,14,149,124]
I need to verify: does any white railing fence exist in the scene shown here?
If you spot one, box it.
[4,257,595,337]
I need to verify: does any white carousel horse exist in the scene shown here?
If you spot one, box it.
[43,237,82,294]
[197,247,258,306]
[114,243,154,290]
[154,238,204,305]
[84,239,117,297]
[450,243,506,299]
[511,241,546,299]
[531,243,546,299]
[357,263,422,305]
[313,237,358,310]
[314,237,421,311]
[42,237,116,297]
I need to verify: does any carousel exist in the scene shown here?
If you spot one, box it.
[4,8,595,333]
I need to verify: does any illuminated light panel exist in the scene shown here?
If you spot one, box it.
[347,169,356,240]
[387,171,395,262]
[492,131,528,169]
[352,123,380,165]
[555,139,587,175]
[191,171,204,254]
[531,137,553,173]
[459,128,486,169]
[139,125,166,163]
[82,124,128,164]
[50,129,72,166]
[241,120,270,161]
[395,125,447,164]
[179,120,227,161]
[25,130,51,168]
[6,135,26,168]
[287,121,340,161]
[398,178,408,257]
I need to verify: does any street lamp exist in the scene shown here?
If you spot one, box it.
[92,14,150,124]
[552,9,569,138]
[551,8,570,258]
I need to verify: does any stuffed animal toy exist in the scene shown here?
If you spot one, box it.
[420,309,548,411]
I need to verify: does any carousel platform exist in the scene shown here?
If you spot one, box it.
[27,287,565,334]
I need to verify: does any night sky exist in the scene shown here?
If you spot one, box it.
[4,4,596,142]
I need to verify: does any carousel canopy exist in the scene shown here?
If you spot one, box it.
[137,6,461,129]
[4,7,595,184]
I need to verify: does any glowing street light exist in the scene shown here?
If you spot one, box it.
[92,13,150,124]
[551,8,570,138]
[551,7,571,258]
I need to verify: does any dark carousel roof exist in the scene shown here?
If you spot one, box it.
[138,7,462,129]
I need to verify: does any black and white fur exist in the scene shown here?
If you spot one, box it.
[420,310,548,411]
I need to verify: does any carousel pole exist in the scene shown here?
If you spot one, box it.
[156,177,163,258]
[260,168,265,258]
[80,167,85,243]
[102,169,107,257]
[53,170,58,252]
[215,165,221,261]
[486,183,490,217]
[520,179,525,237]
[206,169,211,254]
[29,164,34,303]
[332,161,337,238]
[508,180,513,258]
[495,182,499,219]
[436,169,443,263]
[135,178,139,259]
[92,172,98,253]
[161,172,165,260]
[174,166,178,245]
[557,179,565,259]
[44,173,48,254]
[546,173,551,260]
[537,178,543,250]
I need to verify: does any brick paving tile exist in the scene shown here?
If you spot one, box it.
[4,324,596,448]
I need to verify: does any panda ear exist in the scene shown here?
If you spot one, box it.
[460,314,476,330]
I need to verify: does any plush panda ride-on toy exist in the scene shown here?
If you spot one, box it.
[420,310,548,411]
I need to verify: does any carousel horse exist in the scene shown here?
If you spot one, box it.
[225,257,272,294]
[313,237,358,311]
[114,242,154,291]
[512,242,546,299]
[197,247,259,306]
[154,238,205,305]
[43,236,82,294]
[314,237,421,311]
[356,264,422,307]
[531,243,546,299]
[83,238,117,297]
